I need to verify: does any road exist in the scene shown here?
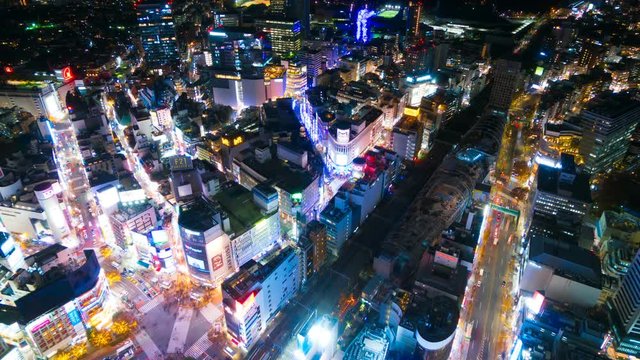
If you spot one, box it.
[466,213,517,359]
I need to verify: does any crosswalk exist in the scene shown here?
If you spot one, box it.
[184,332,213,359]
[135,329,163,359]
[138,295,164,314]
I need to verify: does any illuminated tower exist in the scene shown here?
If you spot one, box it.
[285,60,307,97]
[407,1,422,38]
[34,182,70,241]
[137,0,179,68]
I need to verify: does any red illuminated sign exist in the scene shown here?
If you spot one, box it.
[212,254,224,271]
[62,66,73,82]
[3,66,13,74]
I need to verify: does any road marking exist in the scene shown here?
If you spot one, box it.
[139,295,164,314]
[184,331,213,359]
[135,329,162,359]
[167,306,194,353]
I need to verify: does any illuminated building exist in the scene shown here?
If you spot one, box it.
[578,43,601,69]
[33,182,70,241]
[405,74,438,107]
[326,106,384,170]
[578,93,640,174]
[209,69,286,110]
[137,0,179,68]
[320,191,353,256]
[0,184,67,241]
[306,220,327,273]
[487,59,521,113]
[392,114,425,160]
[222,246,301,349]
[179,184,281,285]
[0,233,27,273]
[512,297,607,359]
[235,152,321,234]
[285,60,307,97]
[269,0,310,38]
[0,247,110,359]
[406,1,422,38]
[109,201,157,251]
[395,295,459,360]
[255,18,302,59]
[543,122,583,159]
[178,197,234,285]
[520,236,602,308]
[295,315,338,360]
[0,81,66,127]
[264,65,287,99]
[608,249,640,356]
[207,28,265,70]
[534,154,591,221]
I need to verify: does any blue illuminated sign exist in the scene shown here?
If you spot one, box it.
[67,309,81,326]
[356,9,375,43]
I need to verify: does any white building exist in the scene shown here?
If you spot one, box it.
[520,237,602,308]
[222,246,301,349]
[326,106,383,170]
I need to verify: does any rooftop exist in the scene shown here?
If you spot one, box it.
[537,164,591,203]
[243,157,317,194]
[529,237,602,287]
[177,197,220,233]
[583,92,640,119]
[212,183,268,235]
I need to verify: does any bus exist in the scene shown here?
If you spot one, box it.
[115,340,135,359]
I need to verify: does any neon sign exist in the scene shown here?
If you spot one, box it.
[356,9,375,43]
[62,66,73,82]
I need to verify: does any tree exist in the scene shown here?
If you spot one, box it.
[512,160,530,180]
[69,343,88,358]
[105,271,121,285]
[100,246,113,260]
[111,319,137,336]
[88,329,112,348]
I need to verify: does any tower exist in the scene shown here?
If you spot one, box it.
[137,0,179,68]
[407,1,422,38]
[34,182,70,241]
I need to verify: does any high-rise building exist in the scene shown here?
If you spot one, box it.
[579,93,640,174]
[488,59,521,113]
[137,0,179,68]
[306,220,328,273]
[534,154,591,222]
[269,0,310,38]
[405,40,449,74]
[255,18,302,59]
[320,191,354,256]
[407,1,422,38]
[608,249,640,355]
